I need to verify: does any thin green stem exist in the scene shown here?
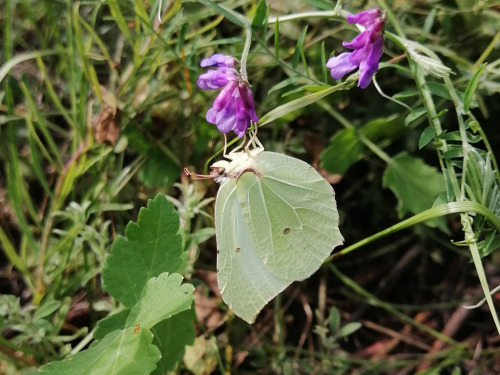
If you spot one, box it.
[372,76,413,113]
[318,102,393,164]
[4,0,13,112]
[327,201,500,262]
[66,0,78,146]
[463,216,500,334]
[329,264,460,346]
[442,73,471,201]
[473,27,500,70]
[70,328,96,355]
[414,65,462,200]
[470,112,500,187]
[359,132,392,164]
[387,10,500,336]
[240,25,252,81]
[267,10,347,25]
[212,335,227,374]
[387,30,462,200]
[376,0,406,38]
[255,38,324,85]
[436,67,500,332]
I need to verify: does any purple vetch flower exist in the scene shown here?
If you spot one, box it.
[197,54,258,138]
[346,8,381,27]
[197,67,237,90]
[326,9,386,89]
[200,53,237,68]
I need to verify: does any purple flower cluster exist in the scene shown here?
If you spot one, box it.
[197,54,258,138]
[326,9,386,89]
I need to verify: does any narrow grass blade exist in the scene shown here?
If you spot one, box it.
[251,0,267,28]
[274,20,279,59]
[0,50,56,84]
[321,41,327,82]
[292,26,308,70]
[195,0,249,27]
[0,225,31,278]
[258,82,352,126]
[463,64,486,112]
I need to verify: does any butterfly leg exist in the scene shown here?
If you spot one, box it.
[245,123,264,153]
[226,133,247,159]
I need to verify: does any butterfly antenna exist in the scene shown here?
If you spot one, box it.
[184,167,219,180]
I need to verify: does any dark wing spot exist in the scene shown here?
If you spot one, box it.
[283,227,290,235]
[235,247,240,253]
[216,249,220,254]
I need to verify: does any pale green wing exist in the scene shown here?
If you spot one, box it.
[237,151,343,281]
[216,151,343,323]
[215,178,289,323]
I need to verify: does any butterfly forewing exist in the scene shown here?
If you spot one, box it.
[243,152,343,280]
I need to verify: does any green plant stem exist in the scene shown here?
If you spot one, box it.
[326,201,500,262]
[255,38,323,85]
[442,73,471,201]
[384,29,463,199]
[212,335,226,375]
[70,328,96,355]
[386,31,500,334]
[473,27,500,70]
[414,65,461,199]
[318,102,393,164]
[376,0,406,38]
[0,226,32,283]
[240,25,252,81]
[372,76,413,112]
[258,82,353,126]
[440,65,500,334]
[34,143,87,305]
[358,132,392,164]
[66,0,78,147]
[469,112,500,187]
[462,216,500,334]
[267,10,347,25]
[329,264,460,346]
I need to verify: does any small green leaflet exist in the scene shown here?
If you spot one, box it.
[211,148,343,323]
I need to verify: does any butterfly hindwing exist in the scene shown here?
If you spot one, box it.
[215,177,288,323]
